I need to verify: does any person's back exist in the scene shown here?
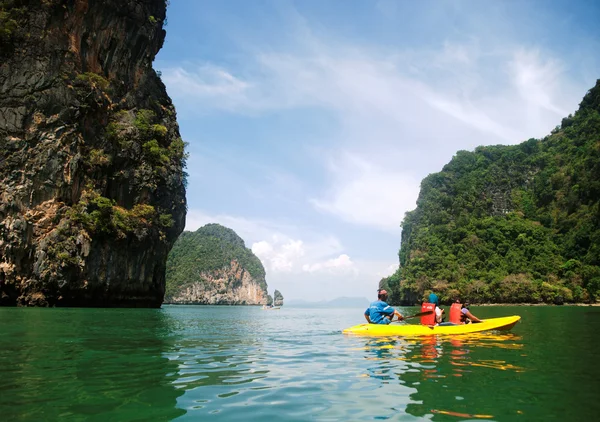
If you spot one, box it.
[428,293,444,325]
[449,302,462,324]
[364,290,403,325]
[365,300,394,324]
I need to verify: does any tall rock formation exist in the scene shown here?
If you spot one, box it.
[385,81,600,305]
[0,0,186,307]
[165,224,269,305]
[273,289,284,307]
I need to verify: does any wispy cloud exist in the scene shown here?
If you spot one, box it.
[162,65,251,111]
[310,152,420,232]
[164,36,582,230]
[509,49,568,116]
[302,254,356,274]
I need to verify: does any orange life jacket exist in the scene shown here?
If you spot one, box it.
[449,303,462,324]
[420,302,435,325]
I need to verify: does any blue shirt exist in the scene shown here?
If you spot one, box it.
[364,300,395,324]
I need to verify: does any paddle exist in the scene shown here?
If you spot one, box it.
[390,310,433,323]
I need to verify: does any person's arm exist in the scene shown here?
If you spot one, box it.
[393,310,404,321]
[466,310,482,323]
[435,308,444,323]
[364,309,371,323]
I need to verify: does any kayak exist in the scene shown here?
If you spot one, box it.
[343,315,520,337]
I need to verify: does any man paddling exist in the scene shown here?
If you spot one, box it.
[364,289,404,324]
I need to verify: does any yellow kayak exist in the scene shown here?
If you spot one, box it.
[343,315,520,337]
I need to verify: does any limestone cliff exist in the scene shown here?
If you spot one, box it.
[165,224,269,305]
[167,260,268,305]
[0,0,186,307]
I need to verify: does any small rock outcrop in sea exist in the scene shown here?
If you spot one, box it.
[0,0,186,307]
[165,224,269,305]
[273,289,284,307]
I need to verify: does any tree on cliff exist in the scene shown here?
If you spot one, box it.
[165,224,269,304]
[385,80,600,305]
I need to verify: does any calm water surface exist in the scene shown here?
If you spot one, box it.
[1,305,599,421]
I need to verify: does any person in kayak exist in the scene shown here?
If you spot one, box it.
[428,292,445,325]
[364,289,404,324]
[461,302,482,324]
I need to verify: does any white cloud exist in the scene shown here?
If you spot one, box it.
[377,263,399,279]
[509,49,567,116]
[302,254,356,274]
[161,65,251,111]
[252,239,305,272]
[310,153,420,232]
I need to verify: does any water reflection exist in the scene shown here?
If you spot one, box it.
[0,308,186,421]
[359,332,524,420]
[163,306,278,420]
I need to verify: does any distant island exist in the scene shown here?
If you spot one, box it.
[286,297,369,308]
[165,224,271,305]
[382,80,600,306]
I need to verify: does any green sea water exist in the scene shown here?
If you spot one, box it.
[1,305,599,421]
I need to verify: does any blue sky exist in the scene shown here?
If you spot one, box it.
[155,0,600,301]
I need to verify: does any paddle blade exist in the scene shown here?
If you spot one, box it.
[403,310,433,319]
[390,310,434,324]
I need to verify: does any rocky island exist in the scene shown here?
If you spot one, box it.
[165,224,270,305]
[273,289,284,307]
[0,0,186,307]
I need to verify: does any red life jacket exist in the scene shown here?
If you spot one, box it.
[449,303,462,324]
[420,303,435,325]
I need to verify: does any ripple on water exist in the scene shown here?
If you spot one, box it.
[3,306,598,421]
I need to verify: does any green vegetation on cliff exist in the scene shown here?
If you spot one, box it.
[384,80,600,305]
[165,224,267,298]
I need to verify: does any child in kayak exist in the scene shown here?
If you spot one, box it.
[364,289,404,324]
[461,302,482,324]
[428,293,445,325]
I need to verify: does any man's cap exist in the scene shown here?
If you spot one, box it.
[378,289,388,295]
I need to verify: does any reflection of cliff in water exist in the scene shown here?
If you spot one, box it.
[360,333,523,420]
[0,308,186,420]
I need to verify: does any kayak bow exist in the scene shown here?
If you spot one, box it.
[343,315,520,336]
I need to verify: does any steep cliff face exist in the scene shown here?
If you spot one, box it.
[167,260,268,305]
[0,0,187,307]
[165,224,269,305]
